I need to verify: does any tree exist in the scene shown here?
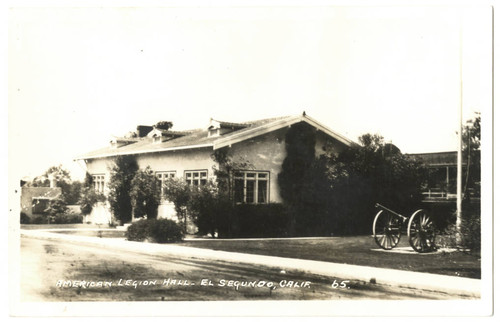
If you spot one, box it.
[323,134,427,234]
[155,121,173,130]
[78,172,106,215]
[451,113,481,252]
[107,155,138,224]
[31,165,82,204]
[44,197,69,223]
[130,167,161,220]
[31,165,71,187]
[463,113,481,200]
[278,122,317,236]
[188,181,233,237]
[163,178,192,232]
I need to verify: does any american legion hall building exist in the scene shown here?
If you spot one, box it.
[75,113,355,225]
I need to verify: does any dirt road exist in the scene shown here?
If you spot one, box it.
[20,236,469,302]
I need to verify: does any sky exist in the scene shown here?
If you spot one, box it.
[7,1,493,182]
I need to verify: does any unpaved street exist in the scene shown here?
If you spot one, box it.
[20,236,469,301]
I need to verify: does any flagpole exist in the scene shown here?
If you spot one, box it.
[456,11,463,246]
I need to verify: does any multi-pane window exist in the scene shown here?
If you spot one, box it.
[92,174,105,193]
[185,170,208,186]
[233,171,269,204]
[156,171,176,196]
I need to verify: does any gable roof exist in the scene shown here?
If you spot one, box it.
[75,114,355,160]
[21,187,62,200]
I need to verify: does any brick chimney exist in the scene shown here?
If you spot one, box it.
[137,125,154,138]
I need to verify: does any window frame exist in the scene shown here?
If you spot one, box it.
[92,174,105,193]
[156,171,176,198]
[232,170,270,204]
[184,169,209,186]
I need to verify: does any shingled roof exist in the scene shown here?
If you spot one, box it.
[75,114,354,160]
[21,186,62,200]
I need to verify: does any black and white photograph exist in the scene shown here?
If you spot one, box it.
[6,0,494,318]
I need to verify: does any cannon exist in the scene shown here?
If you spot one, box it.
[372,203,437,253]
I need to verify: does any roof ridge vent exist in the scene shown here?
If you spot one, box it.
[110,136,140,148]
[147,128,190,143]
[207,119,249,138]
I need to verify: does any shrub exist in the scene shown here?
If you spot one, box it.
[79,186,106,215]
[185,182,289,238]
[31,215,49,224]
[126,219,184,243]
[52,213,83,224]
[125,219,152,242]
[148,219,184,243]
[440,203,481,252]
[163,178,192,231]
[28,213,82,224]
[20,212,30,224]
[187,182,232,237]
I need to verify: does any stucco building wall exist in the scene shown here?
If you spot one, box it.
[226,128,287,203]
[81,122,350,225]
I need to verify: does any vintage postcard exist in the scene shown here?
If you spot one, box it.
[7,0,494,318]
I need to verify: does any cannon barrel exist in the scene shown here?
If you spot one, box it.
[375,203,407,220]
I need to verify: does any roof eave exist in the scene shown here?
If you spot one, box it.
[213,114,355,150]
[74,143,214,161]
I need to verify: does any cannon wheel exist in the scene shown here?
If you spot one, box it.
[407,209,437,253]
[372,210,402,250]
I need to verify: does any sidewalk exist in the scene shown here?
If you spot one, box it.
[20,229,481,298]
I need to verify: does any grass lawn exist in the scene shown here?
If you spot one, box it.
[178,236,481,279]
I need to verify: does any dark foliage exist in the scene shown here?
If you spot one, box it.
[45,198,69,218]
[230,204,289,238]
[20,212,30,224]
[63,181,83,205]
[188,182,233,237]
[154,121,173,130]
[126,219,184,243]
[51,213,83,224]
[163,178,192,232]
[31,215,49,224]
[25,198,83,224]
[130,167,161,220]
[108,155,138,224]
[463,113,481,200]
[322,134,427,235]
[79,172,106,215]
[125,219,151,241]
[278,122,317,235]
[442,202,481,252]
[30,165,82,204]
[148,219,184,243]
[276,130,427,236]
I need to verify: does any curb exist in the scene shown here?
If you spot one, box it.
[21,230,481,298]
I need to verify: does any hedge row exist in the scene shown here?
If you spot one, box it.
[20,212,83,224]
[217,203,290,238]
